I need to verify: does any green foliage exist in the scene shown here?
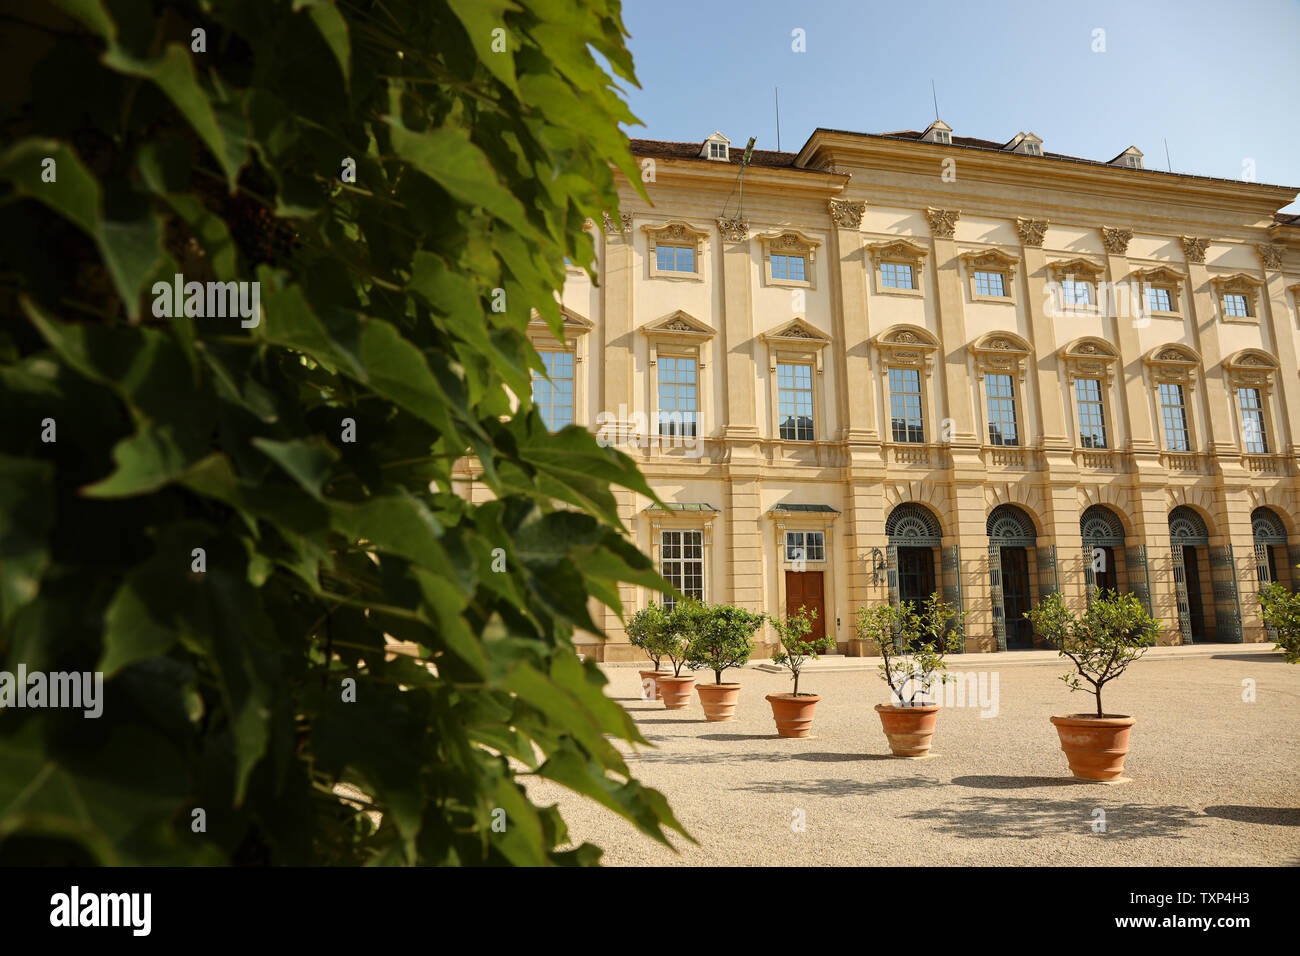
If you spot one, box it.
[1257,576,1300,663]
[656,601,699,678]
[770,606,830,697]
[625,602,670,670]
[857,594,964,706]
[0,0,690,865]
[1025,591,1159,717]
[684,604,765,685]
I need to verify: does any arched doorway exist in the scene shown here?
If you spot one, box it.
[885,504,941,608]
[1252,507,1291,590]
[988,504,1038,650]
[1169,506,1209,643]
[1081,505,1126,602]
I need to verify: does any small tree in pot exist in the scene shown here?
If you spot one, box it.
[626,602,673,700]
[685,604,766,720]
[858,594,964,757]
[654,600,700,710]
[1026,590,1159,781]
[765,607,832,737]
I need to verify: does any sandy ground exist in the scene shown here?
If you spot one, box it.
[523,650,1300,866]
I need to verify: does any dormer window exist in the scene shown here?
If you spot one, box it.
[1110,146,1144,170]
[920,120,952,145]
[1004,131,1044,156]
[700,131,731,161]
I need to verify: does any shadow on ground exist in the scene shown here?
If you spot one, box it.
[899,795,1202,840]
[1202,805,1300,826]
[732,775,945,798]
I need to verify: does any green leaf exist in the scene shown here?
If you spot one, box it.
[0,456,53,627]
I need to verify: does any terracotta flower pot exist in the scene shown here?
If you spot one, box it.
[1050,714,1136,781]
[657,675,696,710]
[874,703,941,756]
[696,682,741,721]
[766,694,821,738]
[637,669,671,700]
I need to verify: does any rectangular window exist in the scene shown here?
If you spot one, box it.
[1239,387,1269,454]
[777,363,815,440]
[770,254,807,282]
[1061,279,1092,306]
[1159,382,1191,452]
[785,531,825,562]
[880,261,915,290]
[1146,287,1172,312]
[1223,294,1250,318]
[888,366,925,443]
[657,356,698,437]
[1075,378,1107,449]
[974,270,1006,297]
[532,351,574,431]
[654,244,695,273]
[986,373,1019,446]
[661,529,703,609]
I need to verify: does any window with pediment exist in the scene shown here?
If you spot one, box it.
[960,249,1019,303]
[758,230,820,289]
[1210,272,1263,323]
[642,221,709,280]
[1047,257,1105,314]
[867,239,928,297]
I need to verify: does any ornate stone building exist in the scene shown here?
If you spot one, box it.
[465,125,1300,658]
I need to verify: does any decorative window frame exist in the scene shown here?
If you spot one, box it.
[960,248,1020,304]
[1224,348,1280,456]
[758,229,821,290]
[1047,256,1106,315]
[867,238,928,298]
[761,318,832,442]
[1135,265,1186,316]
[645,505,719,607]
[1144,344,1202,453]
[1210,272,1264,324]
[527,306,592,425]
[639,310,718,443]
[970,331,1033,447]
[642,220,709,281]
[1060,337,1120,450]
[874,325,940,444]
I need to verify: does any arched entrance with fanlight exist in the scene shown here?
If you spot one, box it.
[987,504,1040,650]
[1252,507,1292,591]
[885,503,942,610]
[1081,505,1126,600]
[1169,506,1211,643]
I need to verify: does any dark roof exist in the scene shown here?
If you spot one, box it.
[628,138,812,172]
[808,127,1298,192]
[644,502,717,512]
[1276,212,1300,225]
[771,504,839,514]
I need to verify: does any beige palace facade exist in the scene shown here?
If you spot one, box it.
[466,124,1300,659]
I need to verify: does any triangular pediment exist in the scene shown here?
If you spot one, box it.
[761,317,832,346]
[640,310,717,340]
[528,305,592,339]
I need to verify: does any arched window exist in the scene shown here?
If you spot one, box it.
[1168,506,1208,545]
[987,504,1036,544]
[1251,507,1286,544]
[886,503,942,545]
[1081,505,1126,603]
[1080,505,1125,545]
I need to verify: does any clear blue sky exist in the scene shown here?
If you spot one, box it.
[618,0,1300,212]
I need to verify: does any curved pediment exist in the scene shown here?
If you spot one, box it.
[1061,336,1119,360]
[867,238,929,263]
[1048,256,1105,279]
[1146,343,1200,366]
[875,324,940,349]
[1224,348,1278,371]
[959,247,1020,274]
[971,331,1032,356]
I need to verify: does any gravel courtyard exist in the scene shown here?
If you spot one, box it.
[524,650,1300,866]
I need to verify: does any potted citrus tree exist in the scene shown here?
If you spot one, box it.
[765,607,832,737]
[626,602,673,700]
[1257,572,1300,663]
[685,603,766,720]
[654,600,699,710]
[858,593,964,757]
[1026,590,1158,781]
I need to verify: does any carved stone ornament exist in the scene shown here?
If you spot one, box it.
[828,199,866,229]
[926,207,960,239]
[1100,226,1133,256]
[1181,236,1209,264]
[1258,244,1283,270]
[664,319,694,331]
[1157,348,1187,362]
[716,216,749,242]
[1016,217,1049,247]
[602,212,632,235]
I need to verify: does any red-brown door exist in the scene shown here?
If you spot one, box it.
[785,571,826,641]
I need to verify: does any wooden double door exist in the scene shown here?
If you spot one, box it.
[785,571,826,641]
